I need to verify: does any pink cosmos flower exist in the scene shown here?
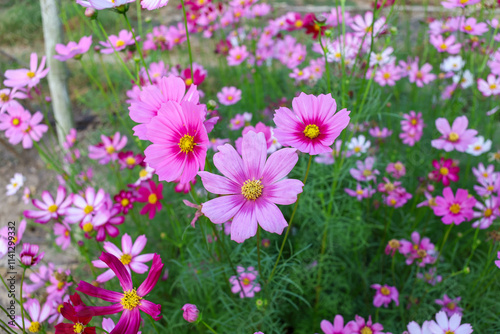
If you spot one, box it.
[386,161,406,179]
[227,45,250,66]
[345,183,376,201]
[144,101,208,184]
[76,0,134,9]
[24,186,73,224]
[136,181,163,219]
[48,294,70,325]
[85,195,124,242]
[75,252,163,333]
[0,219,26,256]
[430,35,461,54]
[473,197,498,229]
[473,174,500,197]
[23,263,54,295]
[435,295,463,317]
[383,187,413,208]
[347,315,384,334]
[180,63,207,88]
[235,122,273,154]
[0,104,31,145]
[54,223,71,250]
[198,131,303,243]
[377,177,401,194]
[23,187,31,204]
[118,151,144,170]
[128,76,200,140]
[217,86,242,105]
[0,87,27,113]
[88,132,128,165]
[99,30,136,54]
[62,128,77,149]
[47,268,72,297]
[374,64,401,86]
[400,231,436,267]
[408,63,436,87]
[320,315,352,334]
[433,187,476,225]
[230,266,261,298]
[441,0,480,8]
[92,233,154,283]
[18,111,49,149]
[401,111,424,132]
[113,190,135,214]
[417,267,442,286]
[350,157,379,182]
[477,74,500,96]
[10,299,51,332]
[350,11,386,38]
[4,53,49,89]
[430,158,459,186]
[431,116,478,152]
[428,311,473,334]
[141,0,169,10]
[20,243,45,267]
[369,126,393,139]
[208,138,230,152]
[460,17,488,35]
[229,112,252,130]
[65,187,106,225]
[371,284,399,308]
[472,163,495,182]
[54,36,93,61]
[273,93,350,155]
[181,304,199,323]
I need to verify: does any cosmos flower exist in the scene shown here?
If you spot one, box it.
[6,172,25,196]
[65,187,107,225]
[20,243,45,267]
[75,252,163,333]
[100,30,136,54]
[229,112,252,130]
[433,187,476,225]
[229,266,261,298]
[199,131,303,243]
[431,116,478,152]
[347,315,384,334]
[417,267,443,286]
[428,311,472,334]
[430,158,459,186]
[350,157,380,182]
[399,231,436,267]
[408,63,436,87]
[0,87,27,113]
[217,86,242,105]
[92,233,154,283]
[0,104,31,148]
[136,181,163,219]
[181,304,199,323]
[54,223,71,250]
[141,0,169,10]
[55,293,95,334]
[88,132,128,165]
[466,136,492,156]
[4,53,49,89]
[54,36,93,61]
[24,186,73,224]
[345,183,376,201]
[405,320,432,334]
[477,74,500,97]
[320,314,353,334]
[371,284,399,308]
[429,34,461,54]
[227,45,250,66]
[472,197,498,229]
[386,161,406,179]
[10,299,51,333]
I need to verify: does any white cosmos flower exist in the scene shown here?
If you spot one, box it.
[466,136,492,156]
[6,173,25,196]
[440,56,465,72]
[453,70,474,88]
[347,135,371,156]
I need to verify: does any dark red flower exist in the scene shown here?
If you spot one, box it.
[55,293,96,334]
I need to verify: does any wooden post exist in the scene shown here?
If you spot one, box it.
[39,0,74,145]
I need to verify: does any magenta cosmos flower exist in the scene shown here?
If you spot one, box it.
[230,266,261,298]
[181,304,199,323]
[75,252,163,333]
[4,53,49,89]
[431,116,477,152]
[217,86,242,105]
[433,187,476,225]
[20,243,45,267]
[371,284,399,308]
[320,315,353,334]
[54,36,93,61]
[136,181,163,219]
[128,75,200,140]
[430,158,459,186]
[198,131,304,243]
[144,101,208,184]
[348,315,384,334]
[24,186,73,224]
[435,294,463,317]
[273,93,350,155]
[92,233,154,283]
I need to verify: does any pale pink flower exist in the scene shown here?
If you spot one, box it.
[0,87,27,113]
[460,17,489,35]
[430,34,461,54]
[24,186,73,224]
[141,0,169,10]
[408,63,436,87]
[229,266,261,298]
[99,29,136,54]
[88,132,128,164]
[53,223,71,250]
[227,45,250,66]
[477,74,500,96]
[431,116,478,152]
[217,86,242,105]
[350,157,379,182]
[54,35,93,61]
[441,0,480,8]
[4,53,49,88]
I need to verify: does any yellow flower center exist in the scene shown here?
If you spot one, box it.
[73,323,84,334]
[295,20,303,28]
[487,185,494,191]
[121,198,130,207]
[24,126,32,133]
[139,169,148,178]
[106,146,115,154]
[64,230,70,237]
[57,304,64,313]
[361,326,373,334]
[126,157,136,165]
[48,204,58,213]
[84,205,94,214]
[121,289,142,310]
[440,167,449,176]
[241,179,264,200]
[179,134,195,153]
[298,70,303,76]
[416,71,423,79]
[83,223,93,233]
[0,93,8,102]
[490,84,497,90]
[380,287,391,295]
[303,124,320,139]
[227,95,234,101]
[445,331,454,334]
[449,203,461,214]
[484,208,493,217]
[28,321,40,332]
[440,43,448,50]
[115,40,125,47]
[57,281,65,290]
[12,118,20,126]
[417,249,427,258]
[389,239,400,248]
[429,198,437,206]
[365,26,373,33]
[411,119,417,125]
[242,278,251,286]
[464,25,472,31]
[383,72,391,79]
[356,189,364,195]
[483,172,489,178]
[120,253,132,265]
[354,146,361,153]
[460,0,468,3]
[148,193,158,204]
[27,71,36,79]
[448,132,459,142]
[447,302,456,310]
[390,198,397,206]
[185,78,193,86]
[235,54,242,60]
[474,145,482,151]
[363,169,372,177]
[384,183,395,192]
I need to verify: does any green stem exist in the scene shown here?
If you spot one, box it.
[268,155,313,283]
[202,321,218,334]
[464,227,480,269]
[437,224,454,263]
[180,0,194,81]
[20,268,26,334]
[123,13,152,84]
[257,227,262,275]
[317,31,331,94]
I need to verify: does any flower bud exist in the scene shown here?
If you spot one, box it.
[85,7,97,19]
[181,304,199,323]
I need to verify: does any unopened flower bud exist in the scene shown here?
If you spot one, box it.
[85,7,97,19]
[181,304,199,323]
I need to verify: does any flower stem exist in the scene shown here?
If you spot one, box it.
[317,29,331,94]
[20,267,26,334]
[180,0,194,82]
[464,227,480,269]
[123,12,152,85]
[437,224,454,263]
[268,154,313,283]
[202,321,218,334]
[257,227,262,275]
